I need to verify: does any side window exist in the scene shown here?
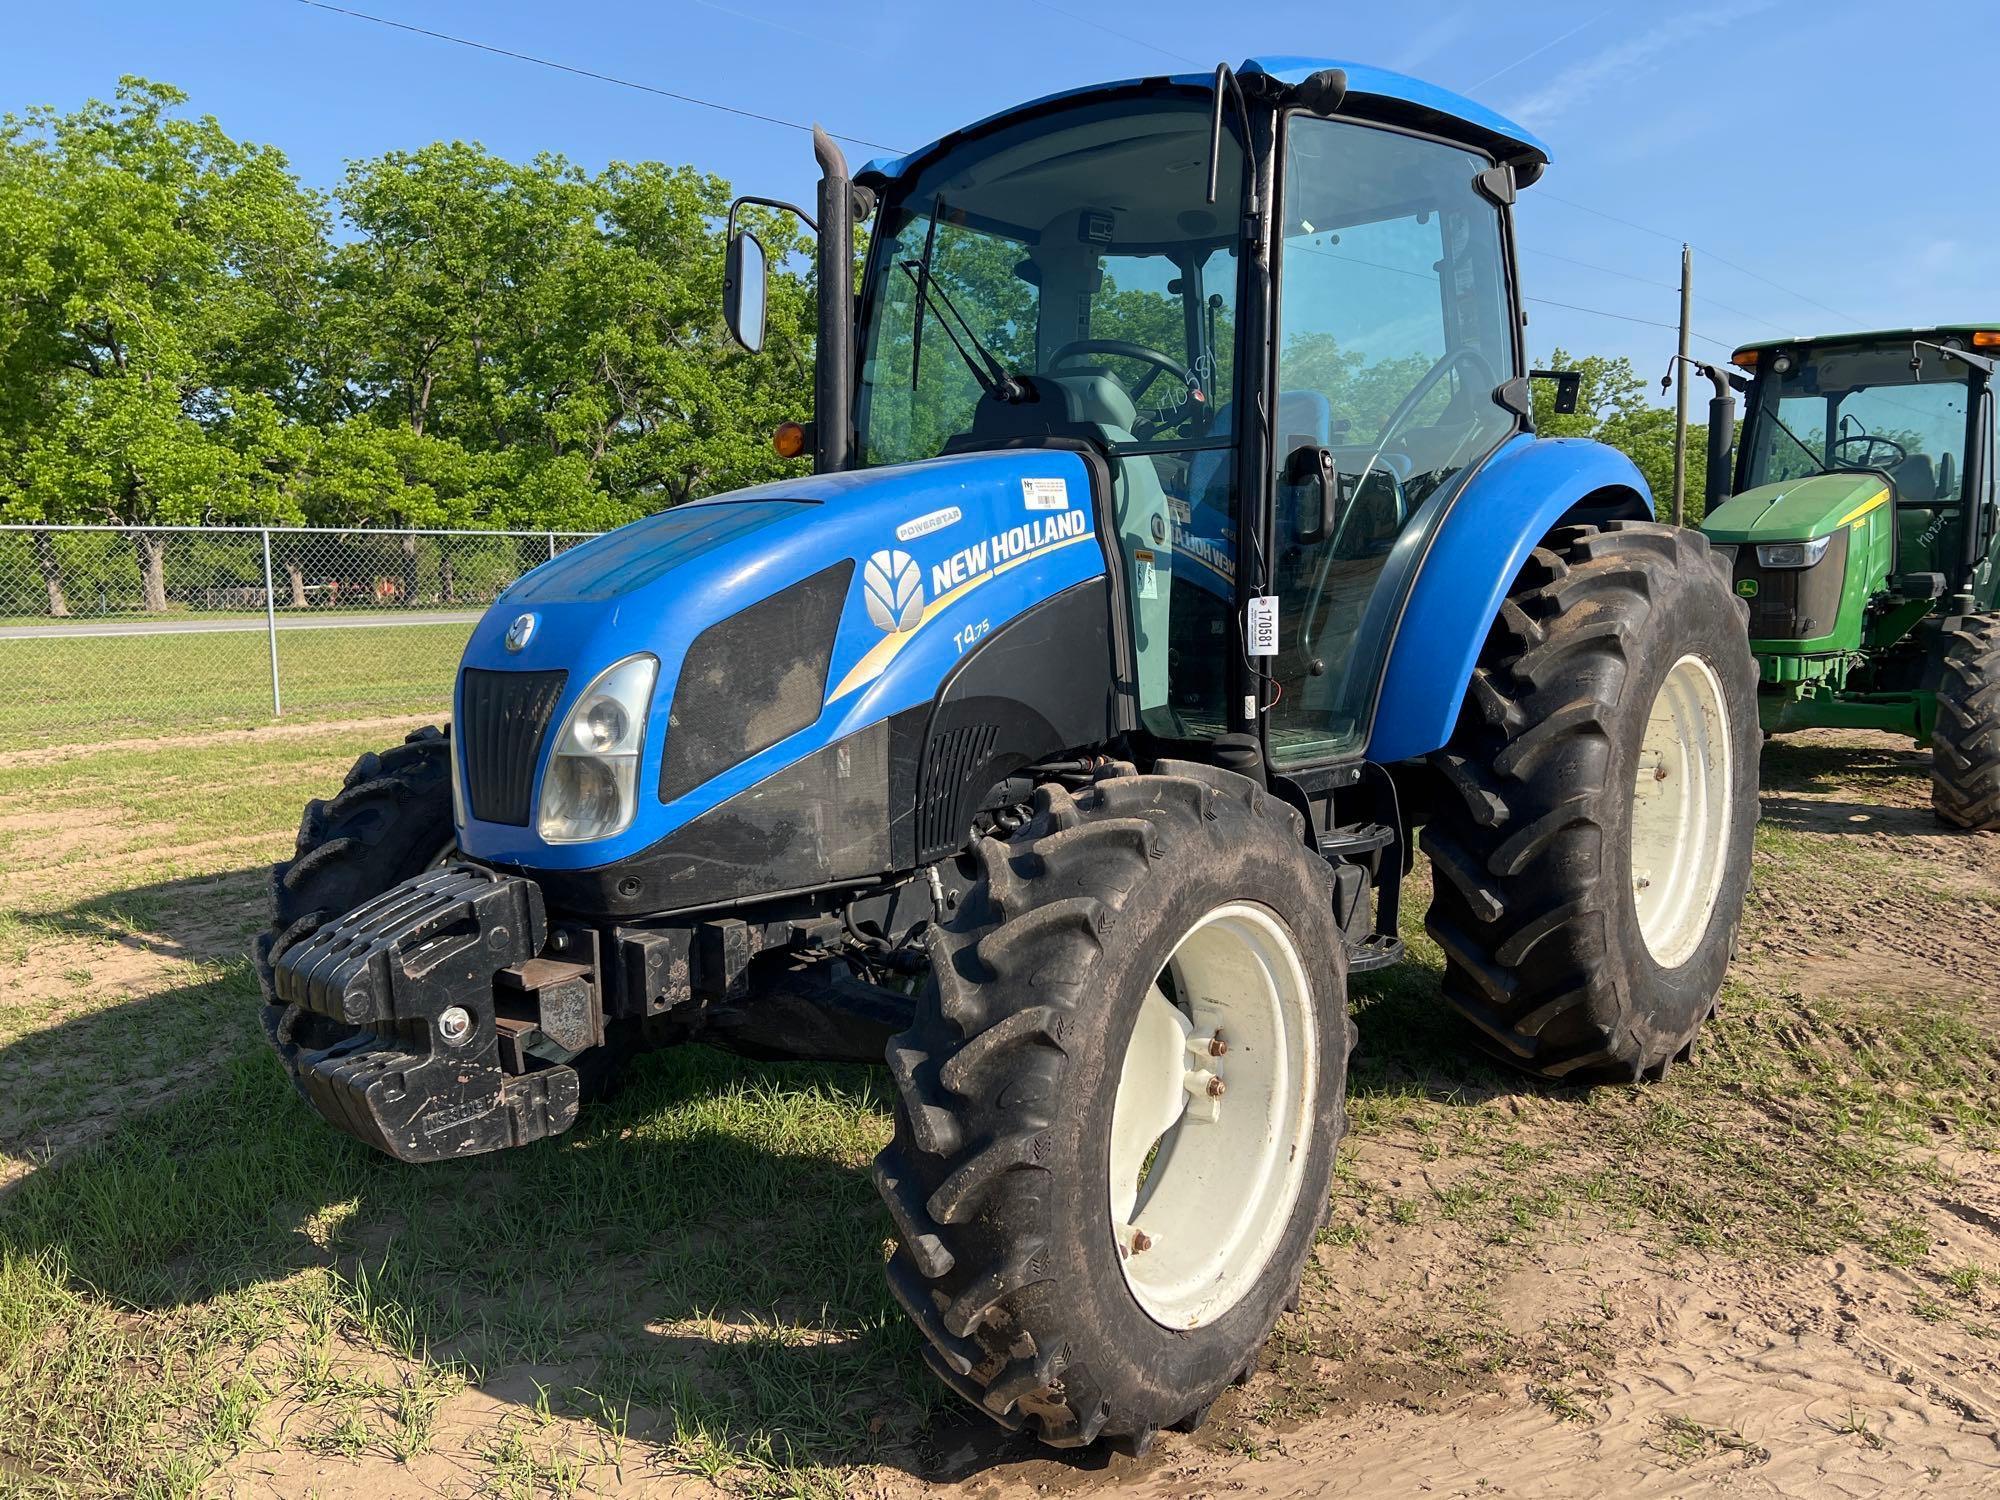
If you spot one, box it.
[1266,117,1518,763]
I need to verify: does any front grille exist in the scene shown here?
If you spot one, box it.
[461,668,568,826]
[1731,529,1848,641]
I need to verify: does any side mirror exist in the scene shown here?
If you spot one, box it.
[1286,445,1339,545]
[724,229,769,353]
[1528,368,1582,415]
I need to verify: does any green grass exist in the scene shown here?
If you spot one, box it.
[0,724,1995,1494]
[0,1048,932,1495]
[0,623,469,749]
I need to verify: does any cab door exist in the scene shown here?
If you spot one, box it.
[1264,115,1521,767]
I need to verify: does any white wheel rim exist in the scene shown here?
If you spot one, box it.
[1630,653,1734,968]
[1107,902,1318,1329]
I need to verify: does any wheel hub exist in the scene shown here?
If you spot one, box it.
[1629,652,1734,968]
[1107,903,1318,1329]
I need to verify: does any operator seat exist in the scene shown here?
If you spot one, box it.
[1890,453,1938,502]
[1889,453,1941,574]
[1188,390,1335,527]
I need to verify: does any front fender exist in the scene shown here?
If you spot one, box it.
[1364,435,1652,765]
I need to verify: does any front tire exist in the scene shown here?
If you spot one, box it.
[1931,615,2000,830]
[874,763,1351,1451]
[257,726,457,1067]
[1422,522,1760,1082]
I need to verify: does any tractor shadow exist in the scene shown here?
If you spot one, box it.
[1756,732,1960,840]
[0,859,1528,1487]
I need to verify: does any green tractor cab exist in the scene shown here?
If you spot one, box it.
[1700,325,2000,827]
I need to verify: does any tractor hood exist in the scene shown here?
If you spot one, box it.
[451,449,1106,872]
[1702,472,1891,544]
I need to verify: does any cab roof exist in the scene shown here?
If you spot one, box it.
[1734,324,2000,356]
[856,55,1551,187]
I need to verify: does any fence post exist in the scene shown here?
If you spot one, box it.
[547,532,556,562]
[261,528,283,717]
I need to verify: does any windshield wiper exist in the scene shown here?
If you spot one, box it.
[1764,405,1826,476]
[898,258,1023,403]
[1913,339,1998,379]
[900,195,1024,403]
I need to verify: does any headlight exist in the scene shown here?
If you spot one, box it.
[537,654,658,844]
[1756,536,1832,569]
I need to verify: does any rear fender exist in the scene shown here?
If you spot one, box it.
[1364,435,1652,765]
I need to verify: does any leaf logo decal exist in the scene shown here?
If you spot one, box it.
[862,549,925,633]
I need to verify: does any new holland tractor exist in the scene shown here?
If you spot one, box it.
[260,58,1760,1452]
[1698,326,2000,827]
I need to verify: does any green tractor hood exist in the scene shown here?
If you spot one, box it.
[1702,472,1889,544]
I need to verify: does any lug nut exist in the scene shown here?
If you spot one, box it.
[1207,1032,1228,1057]
[438,1006,473,1044]
[1206,1075,1227,1098]
[1131,1229,1152,1254]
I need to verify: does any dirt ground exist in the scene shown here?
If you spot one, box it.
[1,724,1996,1498]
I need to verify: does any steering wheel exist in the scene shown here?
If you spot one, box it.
[1834,433,1907,470]
[1298,346,1496,658]
[1374,345,1499,450]
[1048,338,1198,408]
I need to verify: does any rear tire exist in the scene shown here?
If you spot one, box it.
[1422,522,1760,1082]
[1931,615,2000,830]
[874,763,1351,1451]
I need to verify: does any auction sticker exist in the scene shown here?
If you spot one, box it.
[1022,477,1069,510]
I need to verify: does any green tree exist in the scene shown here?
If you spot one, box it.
[327,144,814,531]
[1531,348,1717,522]
[0,78,328,609]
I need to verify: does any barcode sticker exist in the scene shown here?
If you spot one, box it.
[1246,595,1279,656]
[1022,477,1069,510]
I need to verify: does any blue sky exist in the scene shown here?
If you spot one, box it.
[7,1,1995,401]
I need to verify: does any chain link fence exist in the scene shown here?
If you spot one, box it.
[0,525,601,750]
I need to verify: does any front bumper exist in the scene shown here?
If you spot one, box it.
[263,865,583,1162]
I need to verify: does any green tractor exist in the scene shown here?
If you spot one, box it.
[1698,325,2000,826]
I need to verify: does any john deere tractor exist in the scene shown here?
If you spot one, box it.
[1699,327,2000,826]
[260,59,1760,1451]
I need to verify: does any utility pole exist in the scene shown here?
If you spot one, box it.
[1671,243,1692,526]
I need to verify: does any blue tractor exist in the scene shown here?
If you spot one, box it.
[262,59,1760,1452]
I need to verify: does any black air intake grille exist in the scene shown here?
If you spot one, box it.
[916,721,998,861]
[661,560,853,804]
[461,668,568,826]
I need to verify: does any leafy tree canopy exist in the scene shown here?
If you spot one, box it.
[0,77,816,556]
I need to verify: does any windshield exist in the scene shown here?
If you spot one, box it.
[856,94,1246,741]
[1743,345,1973,501]
[857,96,1241,466]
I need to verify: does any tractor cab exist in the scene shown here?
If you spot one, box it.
[1703,325,2000,739]
[729,60,1541,769]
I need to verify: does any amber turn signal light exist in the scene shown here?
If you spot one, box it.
[772,421,809,459]
[1972,330,2000,349]
[1730,348,1758,369]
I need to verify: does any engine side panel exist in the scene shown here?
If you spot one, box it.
[1365,435,1652,765]
[911,577,1117,863]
